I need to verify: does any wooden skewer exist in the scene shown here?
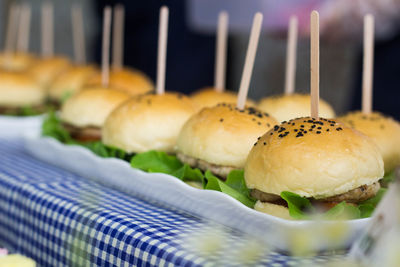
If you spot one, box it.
[284,15,298,95]
[41,1,54,58]
[310,11,319,120]
[5,4,20,53]
[17,4,31,53]
[156,6,169,95]
[214,11,228,92]
[101,7,112,87]
[112,4,125,70]
[362,14,374,114]
[71,4,86,64]
[236,12,263,110]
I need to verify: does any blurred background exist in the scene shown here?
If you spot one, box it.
[1,0,400,119]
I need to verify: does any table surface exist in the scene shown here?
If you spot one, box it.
[0,138,345,266]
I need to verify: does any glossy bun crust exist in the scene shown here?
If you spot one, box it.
[60,87,131,128]
[177,104,278,169]
[191,87,255,109]
[102,92,198,153]
[340,111,400,173]
[257,94,336,122]
[245,117,384,199]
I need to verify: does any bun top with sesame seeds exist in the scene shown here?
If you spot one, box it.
[339,111,400,174]
[257,94,335,122]
[244,116,384,199]
[176,103,278,169]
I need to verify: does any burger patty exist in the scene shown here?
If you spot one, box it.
[62,122,102,142]
[0,104,47,115]
[251,182,380,204]
[176,152,237,179]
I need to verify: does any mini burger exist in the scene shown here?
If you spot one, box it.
[27,56,71,88]
[244,117,384,219]
[339,111,400,174]
[84,67,153,96]
[176,104,278,178]
[257,93,335,122]
[0,52,35,72]
[102,92,198,153]
[0,71,45,115]
[48,65,98,104]
[60,87,131,142]
[191,87,255,109]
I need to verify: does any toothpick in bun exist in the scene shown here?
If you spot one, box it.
[245,117,384,219]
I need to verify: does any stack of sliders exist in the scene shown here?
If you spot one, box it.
[59,7,131,142]
[257,16,335,122]
[339,15,400,183]
[191,11,255,109]
[102,6,198,153]
[0,3,43,116]
[244,11,384,220]
[41,9,395,221]
[177,12,278,178]
[84,5,154,96]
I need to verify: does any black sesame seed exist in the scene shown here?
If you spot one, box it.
[257,137,261,140]
[336,127,343,131]
[220,118,224,122]
[316,131,321,134]
[326,129,329,131]
[300,125,304,128]
[263,142,266,145]
[317,127,321,129]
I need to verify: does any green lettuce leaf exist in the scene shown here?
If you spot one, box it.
[225,170,252,198]
[42,111,128,160]
[380,171,395,188]
[280,191,314,219]
[358,204,375,218]
[42,110,73,143]
[172,164,205,185]
[130,150,183,173]
[204,170,256,208]
[322,201,361,220]
[360,188,387,207]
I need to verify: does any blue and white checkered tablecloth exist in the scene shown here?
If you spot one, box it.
[0,138,345,266]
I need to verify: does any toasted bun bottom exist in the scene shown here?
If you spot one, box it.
[254,201,292,220]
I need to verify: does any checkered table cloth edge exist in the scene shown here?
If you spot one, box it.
[0,138,344,266]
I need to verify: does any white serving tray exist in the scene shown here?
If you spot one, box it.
[0,115,43,137]
[23,133,371,251]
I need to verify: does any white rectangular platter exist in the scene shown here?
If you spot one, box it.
[23,133,371,251]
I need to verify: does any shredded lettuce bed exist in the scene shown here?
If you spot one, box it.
[42,112,390,219]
